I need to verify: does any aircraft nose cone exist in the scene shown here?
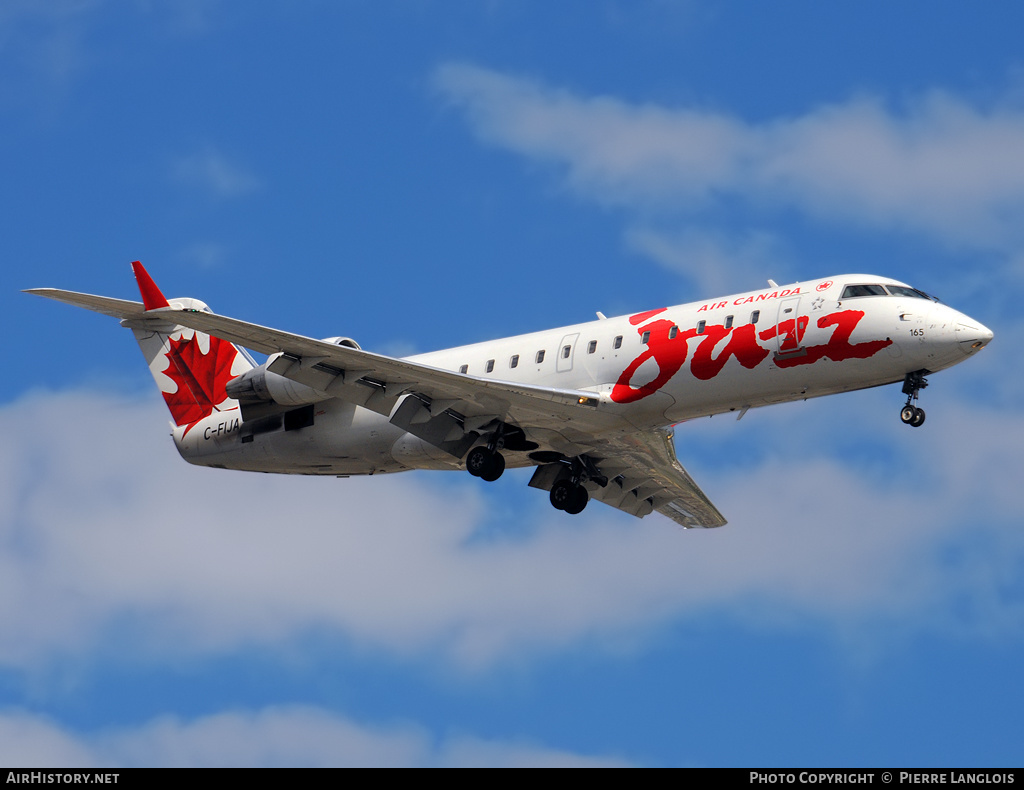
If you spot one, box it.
[956,319,994,355]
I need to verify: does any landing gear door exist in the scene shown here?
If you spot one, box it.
[557,333,580,373]
[774,297,808,357]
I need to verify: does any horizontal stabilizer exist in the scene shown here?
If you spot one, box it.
[24,288,146,320]
[27,279,253,429]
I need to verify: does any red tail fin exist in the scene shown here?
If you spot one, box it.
[127,262,253,428]
[131,260,170,310]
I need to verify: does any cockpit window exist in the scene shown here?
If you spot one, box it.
[841,284,888,299]
[842,282,942,302]
[888,285,936,301]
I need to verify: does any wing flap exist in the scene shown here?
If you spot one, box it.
[527,427,726,528]
[389,395,479,458]
[586,428,726,528]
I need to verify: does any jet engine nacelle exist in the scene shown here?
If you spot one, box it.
[225,363,328,406]
[321,336,361,350]
[226,337,360,407]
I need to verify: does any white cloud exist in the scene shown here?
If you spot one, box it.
[177,241,229,268]
[0,1,100,89]
[172,145,261,198]
[434,63,1024,253]
[1,385,1020,673]
[436,734,629,768]
[625,226,790,294]
[103,708,424,768]
[141,0,224,37]
[0,708,628,768]
[0,711,97,768]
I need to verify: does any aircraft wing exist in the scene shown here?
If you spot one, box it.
[571,428,726,528]
[27,288,726,528]
[148,302,727,528]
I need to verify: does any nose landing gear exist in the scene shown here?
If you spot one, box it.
[900,404,926,427]
[900,370,929,428]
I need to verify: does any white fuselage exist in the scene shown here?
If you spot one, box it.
[171,274,991,476]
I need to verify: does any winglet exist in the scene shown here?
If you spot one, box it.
[131,260,170,310]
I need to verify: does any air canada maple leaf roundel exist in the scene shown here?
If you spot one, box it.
[161,332,239,426]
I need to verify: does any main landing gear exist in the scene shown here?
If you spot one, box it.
[466,445,505,482]
[549,478,589,515]
[547,456,604,516]
[466,424,508,482]
[466,430,600,518]
[465,424,540,482]
[900,370,929,428]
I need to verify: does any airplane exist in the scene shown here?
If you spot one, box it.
[26,262,993,528]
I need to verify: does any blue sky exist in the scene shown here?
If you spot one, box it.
[2,1,1022,767]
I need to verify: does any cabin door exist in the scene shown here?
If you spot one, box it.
[774,298,808,356]
[557,333,579,373]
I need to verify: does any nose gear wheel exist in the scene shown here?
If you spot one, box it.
[900,404,926,427]
[900,370,929,428]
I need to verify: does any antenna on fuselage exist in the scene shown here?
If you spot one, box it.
[767,279,778,288]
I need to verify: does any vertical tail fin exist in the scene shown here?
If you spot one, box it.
[127,261,253,429]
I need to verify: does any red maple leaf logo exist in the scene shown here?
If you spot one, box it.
[161,333,239,427]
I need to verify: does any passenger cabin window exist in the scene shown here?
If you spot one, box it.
[725,315,734,330]
[536,350,546,364]
[641,331,651,344]
[696,320,706,334]
[587,340,597,354]
[668,326,678,339]
[613,335,622,349]
[561,345,571,359]
[485,359,495,373]
[751,310,760,324]
[841,284,888,299]
[510,354,519,369]
[459,364,468,374]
